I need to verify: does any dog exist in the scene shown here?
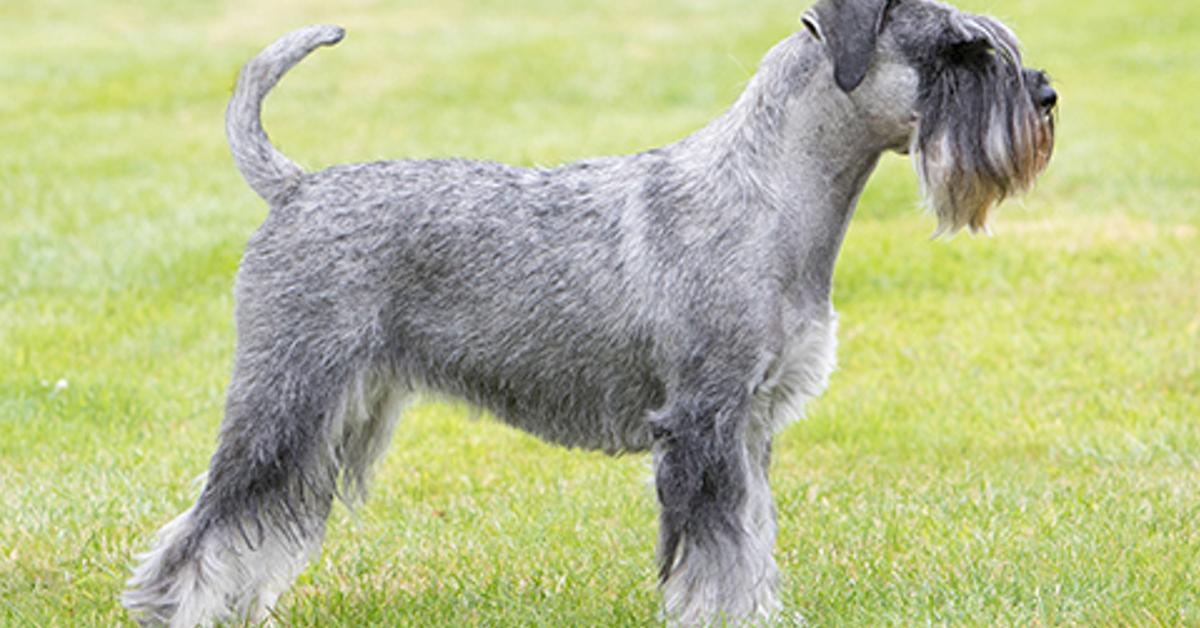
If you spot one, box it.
[123,0,1056,625]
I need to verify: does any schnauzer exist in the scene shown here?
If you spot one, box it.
[124,0,1056,625]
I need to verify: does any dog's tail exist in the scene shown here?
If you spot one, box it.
[226,25,345,204]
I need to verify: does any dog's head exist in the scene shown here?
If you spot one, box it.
[802,0,1056,233]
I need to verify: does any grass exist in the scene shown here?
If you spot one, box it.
[2,0,1198,625]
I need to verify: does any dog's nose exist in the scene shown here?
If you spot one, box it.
[1036,84,1057,110]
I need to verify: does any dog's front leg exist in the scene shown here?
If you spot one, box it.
[652,391,781,626]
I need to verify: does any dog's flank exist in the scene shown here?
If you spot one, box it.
[125,2,1055,626]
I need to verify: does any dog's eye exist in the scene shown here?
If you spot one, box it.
[944,38,994,64]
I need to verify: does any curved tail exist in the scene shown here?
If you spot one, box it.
[226,25,345,204]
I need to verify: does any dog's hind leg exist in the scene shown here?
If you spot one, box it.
[653,389,781,626]
[123,331,404,626]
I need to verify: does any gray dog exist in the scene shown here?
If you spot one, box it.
[124,0,1056,625]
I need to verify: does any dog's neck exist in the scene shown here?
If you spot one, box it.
[673,33,889,314]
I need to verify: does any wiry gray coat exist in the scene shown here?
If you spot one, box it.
[124,0,1055,625]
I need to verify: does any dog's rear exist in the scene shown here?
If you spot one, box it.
[123,26,355,626]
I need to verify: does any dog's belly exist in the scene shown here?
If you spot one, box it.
[466,367,664,455]
[402,324,666,453]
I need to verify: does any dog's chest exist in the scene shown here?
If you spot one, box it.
[751,316,839,434]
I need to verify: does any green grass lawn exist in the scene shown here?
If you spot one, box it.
[2,0,1198,625]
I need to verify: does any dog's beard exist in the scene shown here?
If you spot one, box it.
[912,54,1055,235]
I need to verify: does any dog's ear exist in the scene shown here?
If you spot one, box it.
[802,0,895,92]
